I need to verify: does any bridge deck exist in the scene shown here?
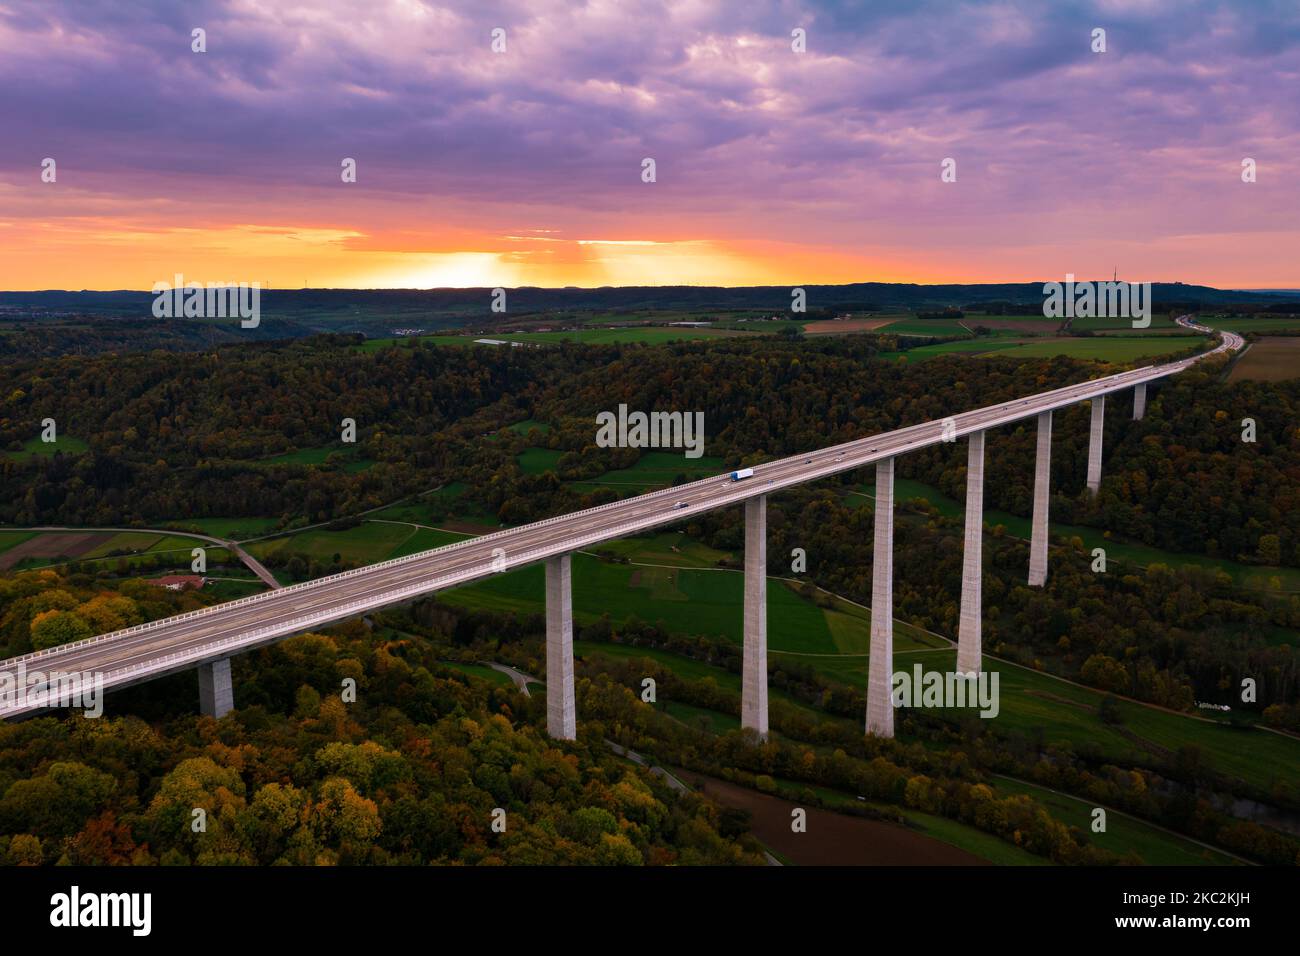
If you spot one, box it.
[0,320,1241,716]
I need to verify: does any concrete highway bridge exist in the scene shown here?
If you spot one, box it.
[0,317,1243,739]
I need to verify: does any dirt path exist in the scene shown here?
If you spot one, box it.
[677,770,988,866]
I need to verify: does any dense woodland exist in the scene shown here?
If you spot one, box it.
[0,581,759,866]
[4,332,1293,568]
[1,330,1298,864]
[2,335,1298,705]
[3,572,1295,866]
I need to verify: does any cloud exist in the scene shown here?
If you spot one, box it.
[1,0,1297,288]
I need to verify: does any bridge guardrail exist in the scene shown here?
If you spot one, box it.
[1,317,1238,677]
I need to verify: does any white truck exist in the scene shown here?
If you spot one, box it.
[729,467,755,482]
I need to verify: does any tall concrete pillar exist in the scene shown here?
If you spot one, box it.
[957,431,984,676]
[1133,382,1146,420]
[742,495,769,739]
[866,458,895,738]
[198,658,233,718]
[545,554,576,740]
[1028,410,1052,587]
[1086,395,1105,496]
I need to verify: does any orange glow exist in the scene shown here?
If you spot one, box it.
[1,213,1297,291]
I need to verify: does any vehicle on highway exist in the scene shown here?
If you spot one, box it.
[673,501,688,509]
[729,468,755,481]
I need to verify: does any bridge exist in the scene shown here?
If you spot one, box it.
[0,318,1243,739]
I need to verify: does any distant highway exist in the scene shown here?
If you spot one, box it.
[0,319,1242,717]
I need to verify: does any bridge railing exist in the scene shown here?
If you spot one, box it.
[2,319,1237,674]
[0,513,665,715]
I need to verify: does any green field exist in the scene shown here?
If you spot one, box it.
[518,447,565,474]
[243,518,940,656]
[999,336,1199,361]
[248,522,426,567]
[369,483,501,528]
[881,319,972,336]
[592,531,731,568]
[371,486,501,530]
[439,551,935,656]
[879,340,1024,361]
[80,531,198,559]
[523,544,1300,797]
[6,435,90,460]
[884,334,1200,364]
[1199,315,1300,333]
[574,451,727,489]
[1067,313,1179,331]
[508,419,551,436]
[857,476,1300,592]
[241,519,468,575]
[0,528,237,573]
[576,641,841,728]
[990,776,1239,865]
[889,649,1300,794]
[362,326,757,349]
[584,637,1279,862]
[204,579,268,601]
[663,699,742,734]
[517,448,728,490]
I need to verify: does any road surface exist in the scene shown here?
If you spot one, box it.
[0,320,1241,716]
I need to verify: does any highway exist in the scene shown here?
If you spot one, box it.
[0,317,1242,716]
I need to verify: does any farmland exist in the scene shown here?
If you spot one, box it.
[881,335,1197,363]
[1227,337,1300,382]
[360,325,758,349]
[0,527,232,572]
[855,476,1300,594]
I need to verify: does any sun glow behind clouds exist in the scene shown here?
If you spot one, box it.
[368,252,527,289]
[362,240,774,288]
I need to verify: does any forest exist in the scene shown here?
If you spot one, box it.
[3,333,1296,568]
[0,582,760,866]
[3,334,1297,709]
[1,329,1297,865]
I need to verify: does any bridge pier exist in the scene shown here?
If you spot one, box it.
[1086,395,1105,496]
[742,495,769,739]
[957,431,984,675]
[866,458,895,738]
[1133,382,1146,420]
[545,554,576,740]
[1028,410,1052,587]
[198,658,233,718]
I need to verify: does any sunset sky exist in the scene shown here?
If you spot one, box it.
[1,0,1298,290]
